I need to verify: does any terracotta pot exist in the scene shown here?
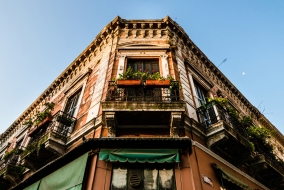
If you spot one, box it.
[28,116,53,137]
[117,79,141,88]
[144,79,170,88]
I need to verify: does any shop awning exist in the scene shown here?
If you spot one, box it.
[24,180,41,190]
[99,149,179,163]
[212,163,252,190]
[24,153,88,190]
[39,153,88,190]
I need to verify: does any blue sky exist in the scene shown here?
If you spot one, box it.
[0,1,284,134]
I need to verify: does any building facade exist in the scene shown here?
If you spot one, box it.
[0,16,284,190]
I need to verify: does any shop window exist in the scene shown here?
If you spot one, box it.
[64,88,82,117]
[111,164,176,190]
[127,59,159,73]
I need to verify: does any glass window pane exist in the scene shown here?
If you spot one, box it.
[64,89,82,117]
[144,62,151,73]
[137,62,143,72]
[112,167,127,190]
[151,63,159,73]
[158,168,175,190]
[127,59,159,73]
[144,168,158,190]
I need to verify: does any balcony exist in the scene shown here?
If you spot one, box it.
[103,81,184,111]
[21,111,76,171]
[102,81,185,137]
[197,101,284,188]
[197,101,256,166]
[0,149,24,189]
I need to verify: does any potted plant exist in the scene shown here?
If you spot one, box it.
[28,102,55,137]
[144,70,171,88]
[116,67,142,87]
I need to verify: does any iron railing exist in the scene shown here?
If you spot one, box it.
[105,81,182,102]
[28,111,76,145]
[197,101,284,175]
[0,148,21,175]
[197,101,247,136]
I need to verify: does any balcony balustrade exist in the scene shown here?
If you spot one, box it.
[0,148,24,189]
[197,101,284,188]
[105,81,181,102]
[103,81,184,112]
[21,111,76,171]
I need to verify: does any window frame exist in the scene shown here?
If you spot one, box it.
[127,58,160,74]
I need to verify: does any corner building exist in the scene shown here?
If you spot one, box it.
[0,16,284,190]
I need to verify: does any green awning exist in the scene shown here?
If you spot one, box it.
[99,149,179,163]
[212,163,252,190]
[24,180,41,190]
[38,153,88,190]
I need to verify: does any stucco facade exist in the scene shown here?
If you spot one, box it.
[0,16,283,190]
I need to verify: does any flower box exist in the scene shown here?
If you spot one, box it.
[117,79,141,88]
[28,116,53,137]
[144,79,170,88]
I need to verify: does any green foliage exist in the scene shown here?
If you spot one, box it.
[248,142,255,151]
[246,126,275,155]
[227,106,240,120]
[239,115,253,128]
[23,118,33,126]
[148,71,164,80]
[207,96,228,107]
[247,126,272,140]
[118,67,173,81]
[33,102,54,126]
[118,67,136,80]
[3,148,17,160]
[22,134,49,157]
[134,69,149,80]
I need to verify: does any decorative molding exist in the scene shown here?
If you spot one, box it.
[64,68,92,94]
[170,112,182,137]
[105,112,116,137]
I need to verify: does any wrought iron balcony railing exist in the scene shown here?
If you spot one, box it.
[105,81,182,102]
[196,101,247,136]
[0,148,24,177]
[197,101,284,177]
[28,111,76,144]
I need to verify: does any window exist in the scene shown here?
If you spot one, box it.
[111,164,176,190]
[194,82,207,106]
[127,59,159,73]
[64,88,82,117]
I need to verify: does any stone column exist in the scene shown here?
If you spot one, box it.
[160,54,169,78]
[105,112,116,137]
[170,112,182,137]
[116,55,126,79]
